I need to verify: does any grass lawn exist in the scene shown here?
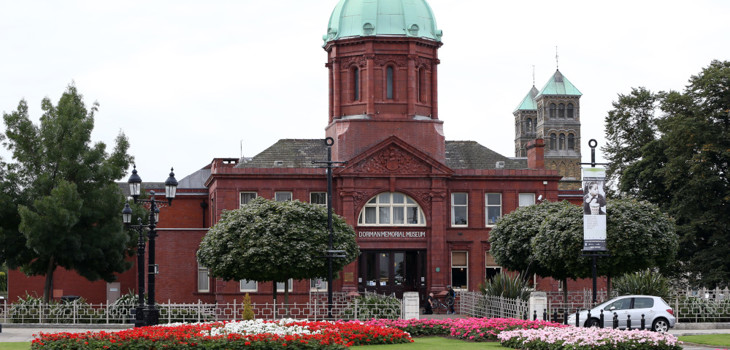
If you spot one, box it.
[0,343,29,350]
[679,334,730,348]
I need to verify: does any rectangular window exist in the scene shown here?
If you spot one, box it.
[451,251,468,290]
[240,192,257,206]
[275,192,292,202]
[310,192,327,206]
[485,251,501,281]
[518,193,535,207]
[485,193,502,226]
[451,193,468,226]
[197,263,210,293]
[310,278,327,292]
[276,279,293,292]
[240,279,257,292]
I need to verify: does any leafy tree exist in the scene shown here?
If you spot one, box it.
[531,201,591,301]
[488,201,566,280]
[197,197,360,304]
[602,60,730,287]
[1,84,134,303]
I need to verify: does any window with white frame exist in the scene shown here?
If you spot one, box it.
[310,278,327,292]
[451,193,468,226]
[239,279,257,292]
[451,251,468,290]
[197,263,210,293]
[357,192,426,226]
[240,192,257,206]
[310,192,327,206]
[485,251,501,281]
[485,193,502,226]
[518,193,535,207]
[275,192,292,202]
[276,279,293,292]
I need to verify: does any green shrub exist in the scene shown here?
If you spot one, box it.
[613,269,670,299]
[343,293,401,319]
[479,273,531,301]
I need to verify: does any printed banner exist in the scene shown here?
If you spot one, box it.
[582,167,607,251]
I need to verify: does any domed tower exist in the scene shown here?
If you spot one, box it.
[323,0,445,163]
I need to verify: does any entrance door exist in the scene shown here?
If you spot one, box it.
[359,250,425,299]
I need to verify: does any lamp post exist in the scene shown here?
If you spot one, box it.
[122,165,178,327]
[312,137,346,318]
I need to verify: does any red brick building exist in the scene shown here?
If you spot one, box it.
[8,0,603,305]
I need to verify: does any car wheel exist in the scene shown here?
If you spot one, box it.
[585,318,601,327]
[652,318,669,333]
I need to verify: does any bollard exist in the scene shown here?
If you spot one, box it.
[543,308,547,321]
[586,310,592,327]
[523,310,527,320]
[552,309,558,323]
[533,310,537,321]
[641,314,646,330]
[599,309,604,328]
[627,314,632,330]
[575,308,580,327]
[563,309,568,325]
[613,312,618,329]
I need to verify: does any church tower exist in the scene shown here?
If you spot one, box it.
[515,70,582,190]
[322,0,446,163]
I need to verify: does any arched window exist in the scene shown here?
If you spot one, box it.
[526,119,532,133]
[567,103,574,118]
[386,66,394,100]
[352,67,360,101]
[549,103,556,119]
[549,133,557,150]
[558,104,565,118]
[358,192,426,226]
[559,134,566,150]
[416,68,421,102]
[568,134,575,150]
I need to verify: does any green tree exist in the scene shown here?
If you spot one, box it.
[197,197,360,303]
[488,201,566,280]
[531,201,591,301]
[1,84,134,303]
[602,60,730,287]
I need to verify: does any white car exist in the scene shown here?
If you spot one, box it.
[566,295,676,332]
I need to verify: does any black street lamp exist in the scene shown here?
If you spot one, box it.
[312,137,346,318]
[122,165,177,327]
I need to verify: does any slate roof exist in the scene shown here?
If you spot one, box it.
[235,139,527,170]
[177,166,211,189]
[445,141,526,169]
[236,139,327,168]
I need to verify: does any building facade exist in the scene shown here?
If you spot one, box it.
[8,0,603,306]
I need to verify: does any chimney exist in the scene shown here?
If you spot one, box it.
[526,138,545,169]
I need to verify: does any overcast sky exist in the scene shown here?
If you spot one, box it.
[2,0,729,182]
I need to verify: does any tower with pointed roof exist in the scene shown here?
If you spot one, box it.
[515,70,582,190]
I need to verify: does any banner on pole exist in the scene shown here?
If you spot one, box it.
[582,167,607,251]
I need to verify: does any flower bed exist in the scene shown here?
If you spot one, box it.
[498,326,682,350]
[31,319,413,349]
[365,317,565,341]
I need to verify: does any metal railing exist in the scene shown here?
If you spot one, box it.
[459,291,528,319]
[0,292,402,324]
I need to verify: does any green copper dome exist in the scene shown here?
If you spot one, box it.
[324,0,443,44]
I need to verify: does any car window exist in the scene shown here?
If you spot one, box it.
[633,297,654,309]
[606,298,631,310]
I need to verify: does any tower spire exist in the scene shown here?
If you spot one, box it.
[532,65,535,86]
[555,46,559,70]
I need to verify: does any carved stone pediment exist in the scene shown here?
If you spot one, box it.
[351,145,431,174]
